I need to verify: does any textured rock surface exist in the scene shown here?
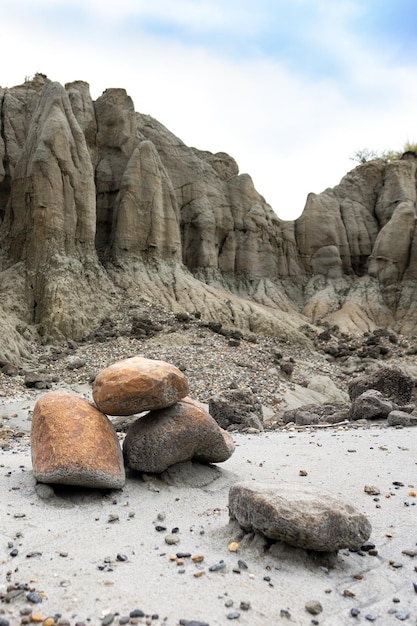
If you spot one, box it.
[229,482,371,552]
[31,391,125,488]
[123,397,235,473]
[348,366,413,404]
[92,356,189,416]
[349,389,395,421]
[2,74,417,364]
[208,387,264,431]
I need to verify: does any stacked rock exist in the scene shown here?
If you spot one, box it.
[92,356,235,474]
[31,391,125,489]
[31,357,235,488]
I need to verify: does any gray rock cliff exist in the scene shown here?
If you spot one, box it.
[1,73,417,363]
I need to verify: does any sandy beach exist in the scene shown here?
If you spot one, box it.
[1,402,416,626]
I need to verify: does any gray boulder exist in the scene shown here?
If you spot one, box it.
[387,410,417,427]
[349,389,395,421]
[123,397,235,473]
[208,388,263,431]
[229,482,372,552]
[348,367,413,405]
[282,403,350,426]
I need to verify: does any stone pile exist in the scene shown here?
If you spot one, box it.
[281,366,417,427]
[31,357,235,487]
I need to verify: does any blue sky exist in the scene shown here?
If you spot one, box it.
[2,0,417,219]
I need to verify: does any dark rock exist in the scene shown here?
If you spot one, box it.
[208,387,263,431]
[349,390,394,421]
[348,367,413,404]
[282,403,350,426]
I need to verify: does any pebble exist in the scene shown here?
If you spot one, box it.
[228,542,239,552]
[237,559,248,569]
[165,534,180,545]
[305,601,323,615]
[226,612,240,620]
[365,615,377,622]
[119,617,130,625]
[101,614,115,626]
[280,609,291,619]
[116,553,128,561]
[0,619,10,626]
[395,612,410,621]
[239,602,250,611]
[26,592,43,604]
[350,608,360,617]
[179,621,209,626]
[413,582,417,593]
[224,600,233,608]
[129,610,145,618]
[31,613,44,623]
[209,560,226,572]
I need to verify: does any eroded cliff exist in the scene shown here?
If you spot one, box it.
[0,74,416,363]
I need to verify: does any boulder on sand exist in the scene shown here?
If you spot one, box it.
[92,356,189,416]
[31,391,125,489]
[123,397,235,473]
[229,482,371,552]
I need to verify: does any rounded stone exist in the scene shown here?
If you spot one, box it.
[92,356,189,415]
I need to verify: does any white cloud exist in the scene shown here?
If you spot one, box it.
[2,1,417,219]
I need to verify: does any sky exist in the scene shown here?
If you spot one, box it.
[2,0,417,220]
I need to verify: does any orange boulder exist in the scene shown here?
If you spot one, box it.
[31,391,125,488]
[92,356,189,416]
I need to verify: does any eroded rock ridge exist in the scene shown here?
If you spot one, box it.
[1,73,417,363]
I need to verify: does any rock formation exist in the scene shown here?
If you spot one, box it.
[1,73,417,364]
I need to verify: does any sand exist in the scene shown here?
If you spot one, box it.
[1,398,416,626]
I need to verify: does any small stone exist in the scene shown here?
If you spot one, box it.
[165,534,180,545]
[280,609,291,619]
[228,542,239,552]
[413,582,417,593]
[101,614,115,626]
[237,559,248,569]
[209,560,226,572]
[154,525,167,532]
[239,601,250,611]
[108,514,119,523]
[305,601,323,615]
[129,610,145,618]
[116,553,128,562]
[365,615,377,622]
[192,555,204,563]
[299,470,308,476]
[0,619,10,626]
[364,485,380,496]
[224,600,233,608]
[119,618,130,625]
[179,621,209,626]
[9,548,18,557]
[395,612,410,621]
[43,619,55,626]
[350,608,360,617]
[26,592,43,603]
[31,614,44,623]
[226,612,240,620]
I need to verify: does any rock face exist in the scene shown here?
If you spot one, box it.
[31,391,125,489]
[229,482,372,552]
[92,356,189,416]
[2,73,417,363]
[123,397,235,473]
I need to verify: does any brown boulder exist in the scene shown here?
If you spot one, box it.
[92,356,189,416]
[123,397,235,473]
[31,391,125,488]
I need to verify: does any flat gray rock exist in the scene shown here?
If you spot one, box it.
[229,482,371,552]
